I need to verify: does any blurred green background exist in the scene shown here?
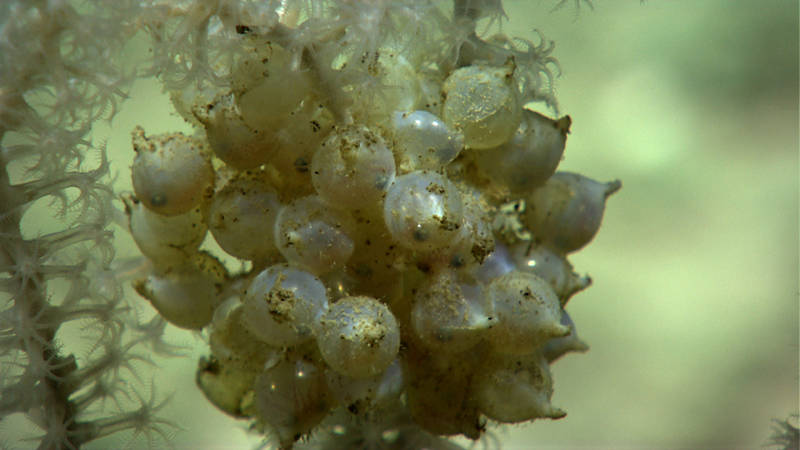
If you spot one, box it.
[502,0,799,448]
[82,1,799,448]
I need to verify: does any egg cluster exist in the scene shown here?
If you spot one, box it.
[125,2,619,448]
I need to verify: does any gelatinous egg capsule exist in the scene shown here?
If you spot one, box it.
[473,352,566,423]
[132,252,227,330]
[485,270,569,355]
[254,357,332,447]
[131,127,214,216]
[348,52,422,125]
[383,171,465,252]
[274,195,355,275]
[411,269,494,353]
[196,355,259,418]
[124,194,207,268]
[193,93,279,170]
[311,125,396,209]
[241,264,329,347]
[208,299,279,371]
[208,171,282,261]
[524,171,621,253]
[441,62,522,150]
[231,41,313,134]
[268,102,335,199]
[315,295,400,379]
[391,110,463,172]
[511,241,591,305]
[324,359,403,415]
[473,110,571,195]
[133,270,216,330]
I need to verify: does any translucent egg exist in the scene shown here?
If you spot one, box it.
[315,296,400,379]
[193,93,279,170]
[311,125,396,208]
[378,53,421,114]
[131,127,214,216]
[125,195,207,267]
[324,359,403,414]
[473,353,566,423]
[511,242,591,304]
[209,301,279,371]
[196,356,260,418]
[208,171,282,261]
[233,42,313,134]
[132,265,220,330]
[473,110,570,195]
[486,270,569,355]
[441,63,521,150]
[382,171,465,251]
[348,52,421,124]
[274,196,355,275]
[392,110,463,171]
[254,357,332,447]
[241,264,329,347]
[524,172,622,253]
[268,102,335,198]
[411,270,493,353]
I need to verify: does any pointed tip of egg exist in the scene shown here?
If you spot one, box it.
[605,179,622,197]
[556,115,572,135]
[543,321,572,339]
[545,406,567,420]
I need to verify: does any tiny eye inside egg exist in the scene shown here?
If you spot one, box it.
[131,126,214,216]
[383,171,465,252]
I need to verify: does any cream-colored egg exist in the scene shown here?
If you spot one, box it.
[193,93,279,170]
[254,357,332,447]
[315,296,400,379]
[273,196,355,275]
[241,264,329,347]
[525,172,622,253]
[208,171,282,261]
[473,352,566,423]
[392,110,463,172]
[411,269,493,353]
[383,171,465,252]
[486,270,569,355]
[473,110,570,195]
[442,63,521,150]
[131,127,214,216]
[311,125,395,208]
[124,195,207,268]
